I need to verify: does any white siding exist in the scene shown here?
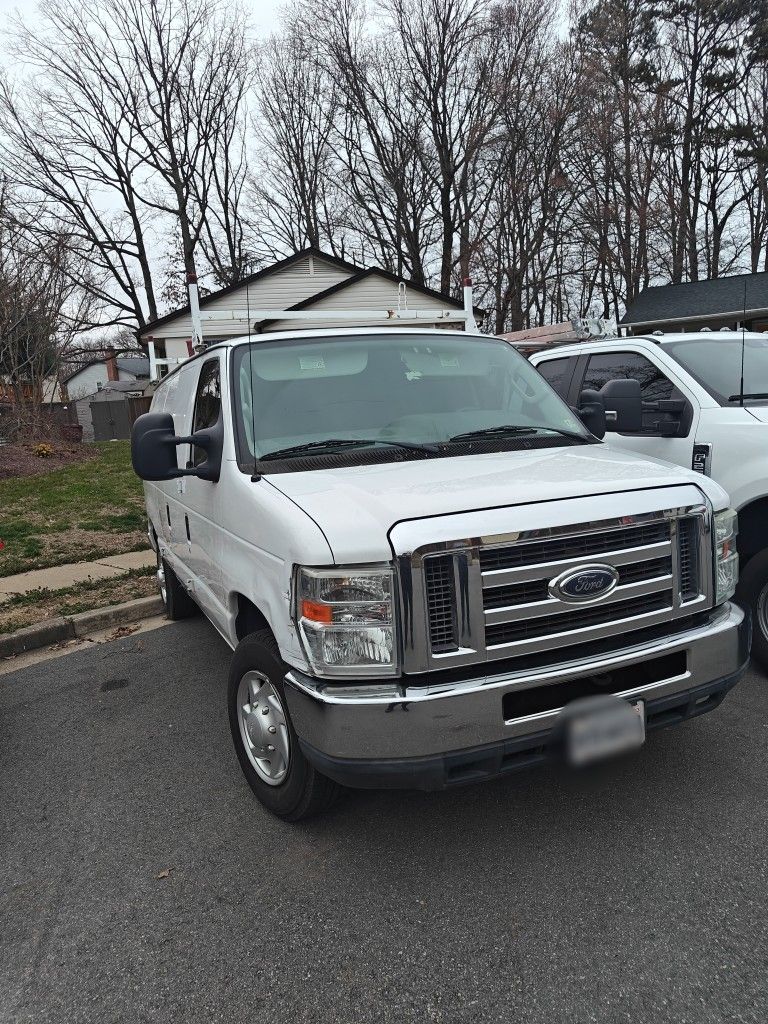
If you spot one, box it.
[268,274,465,332]
[66,363,108,400]
[65,362,137,399]
[145,255,353,341]
[165,338,193,363]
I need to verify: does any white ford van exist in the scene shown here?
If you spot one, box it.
[132,328,749,819]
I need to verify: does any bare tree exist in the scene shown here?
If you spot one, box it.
[476,0,581,332]
[251,25,346,259]
[0,181,98,437]
[0,0,254,329]
[660,0,752,282]
[570,0,663,317]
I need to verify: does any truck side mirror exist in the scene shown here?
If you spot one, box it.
[576,389,606,439]
[601,378,642,433]
[131,412,223,483]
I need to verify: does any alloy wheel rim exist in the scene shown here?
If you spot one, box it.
[237,671,291,786]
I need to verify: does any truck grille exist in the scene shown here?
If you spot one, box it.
[417,510,710,668]
[678,517,700,601]
[478,520,670,572]
[424,555,457,653]
[485,593,671,647]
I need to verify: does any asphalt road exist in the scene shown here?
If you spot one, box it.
[2,618,767,1024]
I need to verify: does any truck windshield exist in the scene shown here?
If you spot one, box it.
[232,333,590,463]
[664,336,768,405]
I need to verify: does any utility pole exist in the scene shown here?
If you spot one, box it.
[187,271,204,352]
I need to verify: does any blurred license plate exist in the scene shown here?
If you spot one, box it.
[567,699,645,766]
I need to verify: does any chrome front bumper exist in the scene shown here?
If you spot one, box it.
[283,603,749,787]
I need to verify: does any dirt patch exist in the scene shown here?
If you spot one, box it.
[0,442,97,480]
[0,570,158,634]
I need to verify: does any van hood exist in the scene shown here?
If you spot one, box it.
[266,444,725,562]
[746,405,768,424]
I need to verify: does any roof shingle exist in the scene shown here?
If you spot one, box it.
[621,271,768,325]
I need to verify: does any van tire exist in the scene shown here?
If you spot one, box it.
[158,553,197,621]
[736,548,768,670]
[228,630,340,821]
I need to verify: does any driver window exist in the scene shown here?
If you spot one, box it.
[583,351,682,435]
[191,359,221,466]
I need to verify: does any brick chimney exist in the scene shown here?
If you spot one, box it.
[105,346,119,382]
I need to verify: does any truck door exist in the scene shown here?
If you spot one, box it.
[576,349,697,470]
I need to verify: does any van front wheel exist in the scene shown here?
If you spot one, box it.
[736,547,768,670]
[228,630,339,821]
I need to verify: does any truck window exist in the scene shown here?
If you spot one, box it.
[664,336,768,405]
[582,351,684,434]
[191,358,221,467]
[535,357,575,399]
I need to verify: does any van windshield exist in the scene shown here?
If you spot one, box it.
[232,333,590,465]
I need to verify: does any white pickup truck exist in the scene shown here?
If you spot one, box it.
[531,331,767,667]
[131,327,748,819]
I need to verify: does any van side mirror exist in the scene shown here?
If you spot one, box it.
[131,412,223,483]
[576,388,607,439]
[601,378,642,432]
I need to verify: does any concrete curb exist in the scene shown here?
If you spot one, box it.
[0,595,166,659]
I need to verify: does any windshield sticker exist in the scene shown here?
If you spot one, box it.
[299,356,326,371]
[440,357,460,368]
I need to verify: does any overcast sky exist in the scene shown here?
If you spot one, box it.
[0,0,286,38]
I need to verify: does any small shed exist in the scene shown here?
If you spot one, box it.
[68,380,151,442]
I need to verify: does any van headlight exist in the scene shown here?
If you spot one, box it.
[293,565,398,677]
[713,508,738,605]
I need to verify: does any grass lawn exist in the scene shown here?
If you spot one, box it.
[0,441,149,578]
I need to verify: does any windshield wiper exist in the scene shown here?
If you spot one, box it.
[449,424,591,444]
[259,437,440,461]
[727,393,768,402]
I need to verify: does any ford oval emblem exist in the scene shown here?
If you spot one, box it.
[549,564,619,603]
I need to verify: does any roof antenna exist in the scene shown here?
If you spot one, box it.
[246,283,261,482]
[738,279,746,407]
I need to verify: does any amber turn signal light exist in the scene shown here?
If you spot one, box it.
[301,599,333,623]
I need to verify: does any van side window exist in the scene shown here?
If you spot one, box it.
[583,351,683,435]
[536,357,574,399]
[191,359,221,467]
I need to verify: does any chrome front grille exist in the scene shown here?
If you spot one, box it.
[678,516,700,601]
[424,555,457,653]
[478,520,670,572]
[405,505,713,673]
[481,518,678,657]
[484,593,671,648]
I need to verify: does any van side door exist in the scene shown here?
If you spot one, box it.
[182,353,228,632]
[151,361,199,570]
